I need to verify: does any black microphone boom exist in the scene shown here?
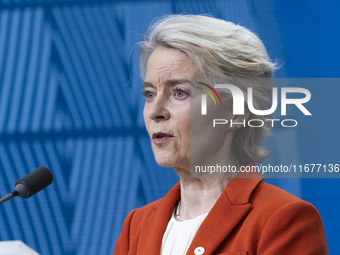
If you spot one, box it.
[0,166,53,204]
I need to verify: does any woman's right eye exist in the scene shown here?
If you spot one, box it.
[142,90,156,100]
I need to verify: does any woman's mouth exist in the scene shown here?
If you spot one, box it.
[152,132,174,145]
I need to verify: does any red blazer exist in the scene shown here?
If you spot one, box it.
[115,173,328,255]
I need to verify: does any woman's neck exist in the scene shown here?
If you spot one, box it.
[173,133,239,219]
[176,176,231,220]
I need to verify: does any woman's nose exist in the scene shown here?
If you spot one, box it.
[148,97,170,121]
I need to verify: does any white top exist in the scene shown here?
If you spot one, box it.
[161,209,208,255]
[0,241,40,255]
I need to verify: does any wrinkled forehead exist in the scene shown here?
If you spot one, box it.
[144,48,199,85]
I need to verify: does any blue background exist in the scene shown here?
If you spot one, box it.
[0,0,339,254]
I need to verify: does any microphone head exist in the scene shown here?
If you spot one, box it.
[15,166,53,199]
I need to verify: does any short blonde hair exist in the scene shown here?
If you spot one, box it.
[140,14,277,164]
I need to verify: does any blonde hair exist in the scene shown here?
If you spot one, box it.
[140,14,277,164]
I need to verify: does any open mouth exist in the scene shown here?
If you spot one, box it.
[152,132,174,145]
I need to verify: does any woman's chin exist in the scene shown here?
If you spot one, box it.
[155,158,176,168]
[155,156,188,170]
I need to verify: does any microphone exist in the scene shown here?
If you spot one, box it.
[0,166,53,204]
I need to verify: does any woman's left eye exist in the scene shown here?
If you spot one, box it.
[174,89,188,98]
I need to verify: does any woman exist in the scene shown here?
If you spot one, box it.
[115,15,328,255]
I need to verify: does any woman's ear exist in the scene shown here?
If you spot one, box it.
[230,102,250,129]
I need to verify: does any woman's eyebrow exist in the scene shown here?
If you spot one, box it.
[142,79,190,89]
[165,79,191,86]
[142,81,154,89]
[142,79,191,89]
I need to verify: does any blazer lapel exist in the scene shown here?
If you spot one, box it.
[136,183,181,255]
[186,172,264,255]
[135,171,264,255]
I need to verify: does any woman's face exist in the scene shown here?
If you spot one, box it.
[143,48,197,170]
